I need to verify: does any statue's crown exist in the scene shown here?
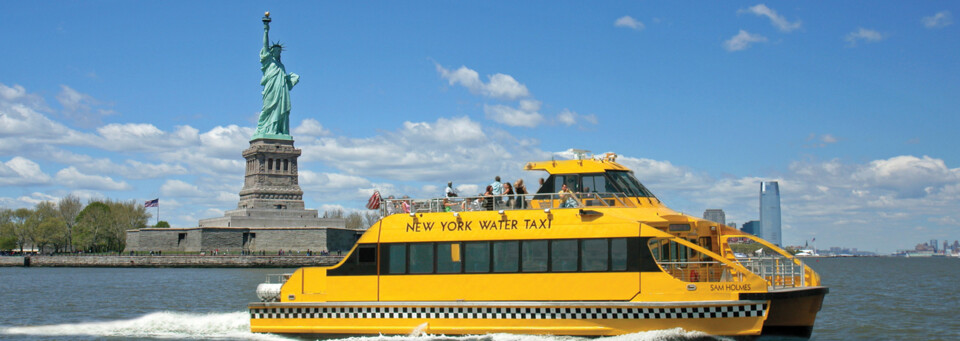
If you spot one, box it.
[271,42,286,51]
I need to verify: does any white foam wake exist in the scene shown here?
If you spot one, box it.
[2,311,727,341]
[0,311,292,340]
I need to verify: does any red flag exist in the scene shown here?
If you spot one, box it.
[366,191,381,210]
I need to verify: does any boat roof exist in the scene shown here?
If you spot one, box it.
[524,153,630,174]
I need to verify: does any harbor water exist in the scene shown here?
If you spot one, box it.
[1,257,958,340]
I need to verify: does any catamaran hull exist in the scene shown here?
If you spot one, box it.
[249,301,769,336]
[743,286,828,338]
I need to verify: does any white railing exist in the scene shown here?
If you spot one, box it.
[735,256,806,289]
[379,192,636,216]
[657,261,748,283]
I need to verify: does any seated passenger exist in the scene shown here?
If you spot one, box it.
[559,183,578,208]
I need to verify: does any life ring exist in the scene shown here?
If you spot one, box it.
[689,269,700,282]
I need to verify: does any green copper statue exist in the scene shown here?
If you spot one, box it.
[252,12,300,141]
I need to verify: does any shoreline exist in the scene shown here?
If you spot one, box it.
[0,255,344,268]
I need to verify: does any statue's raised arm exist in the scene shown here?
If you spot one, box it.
[252,12,297,141]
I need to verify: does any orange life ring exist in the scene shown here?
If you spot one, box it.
[689,269,700,282]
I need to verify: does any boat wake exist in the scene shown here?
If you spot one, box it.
[0,311,292,340]
[1,311,726,341]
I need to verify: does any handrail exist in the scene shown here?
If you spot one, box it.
[378,192,636,216]
[721,234,820,287]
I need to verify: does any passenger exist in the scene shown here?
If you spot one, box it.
[442,198,459,212]
[502,182,515,209]
[490,176,503,196]
[481,185,495,211]
[445,181,458,197]
[514,179,528,209]
[559,183,578,208]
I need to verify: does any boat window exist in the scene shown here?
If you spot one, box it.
[387,243,406,274]
[408,243,434,274]
[492,241,519,272]
[646,238,726,282]
[581,174,615,193]
[581,238,609,271]
[611,238,627,271]
[437,242,461,274]
[551,239,578,272]
[535,176,555,195]
[358,245,377,263]
[606,171,655,197]
[521,240,548,272]
[464,242,490,273]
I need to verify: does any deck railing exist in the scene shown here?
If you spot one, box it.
[656,261,749,283]
[379,192,637,216]
[734,255,807,289]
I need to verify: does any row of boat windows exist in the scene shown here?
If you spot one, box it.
[383,238,630,275]
[536,172,655,198]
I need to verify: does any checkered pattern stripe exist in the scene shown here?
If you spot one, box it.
[250,303,765,320]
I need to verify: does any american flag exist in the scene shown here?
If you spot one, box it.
[145,198,159,207]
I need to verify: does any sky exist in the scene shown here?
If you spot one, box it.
[1,1,958,253]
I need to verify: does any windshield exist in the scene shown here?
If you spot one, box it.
[607,171,656,197]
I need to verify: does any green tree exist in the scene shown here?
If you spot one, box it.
[74,202,111,253]
[30,201,66,254]
[0,208,16,250]
[155,221,170,228]
[105,199,149,252]
[58,194,83,252]
[11,208,33,254]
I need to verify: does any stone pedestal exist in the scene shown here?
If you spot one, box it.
[198,138,344,229]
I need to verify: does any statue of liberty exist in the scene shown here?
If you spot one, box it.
[252,12,300,141]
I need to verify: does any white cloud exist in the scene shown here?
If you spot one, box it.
[297,116,549,182]
[484,103,544,128]
[724,30,768,51]
[845,28,884,46]
[614,16,645,31]
[0,157,52,186]
[436,64,530,100]
[160,179,205,197]
[198,125,253,158]
[556,109,598,126]
[54,167,131,191]
[739,4,801,32]
[55,85,114,127]
[922,11,953,29]
[852,155,959,198]
[293,118,331,137]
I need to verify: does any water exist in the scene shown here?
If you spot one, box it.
[0,258,957,340]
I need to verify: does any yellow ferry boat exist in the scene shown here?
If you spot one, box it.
[249,152,827,338]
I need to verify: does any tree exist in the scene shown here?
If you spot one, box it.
[30,201,66,254]
[345,212,363,229]
[363,212,381,229]
[155,221,170,228]
[11,208,33,254]
[105,199,149,252]
[0,209,16,250]
[323,208,344,219]
[74,202,111,253]
[58,194,83,252]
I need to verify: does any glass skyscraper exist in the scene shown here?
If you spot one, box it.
[760,181,782,246]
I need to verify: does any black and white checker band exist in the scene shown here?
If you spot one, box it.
[250,303,765,320]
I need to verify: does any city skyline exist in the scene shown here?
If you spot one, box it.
[1,2,958,253]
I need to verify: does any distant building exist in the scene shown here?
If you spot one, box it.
[760,181,782,246]
[702,209,726,225]
[729,222,737,229]
[742,220,760,235]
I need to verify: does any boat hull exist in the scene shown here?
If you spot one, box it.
[742,286,828,338]
[249,300,768,336]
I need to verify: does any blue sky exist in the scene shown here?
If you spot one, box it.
[1,2,958,253]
